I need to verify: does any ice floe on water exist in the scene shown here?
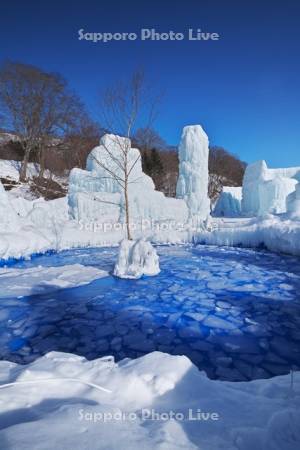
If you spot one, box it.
[0,264,108,298]
[0,245,299,381]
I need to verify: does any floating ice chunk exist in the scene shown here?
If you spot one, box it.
[0,264,108,298]
[203,315,236,330]
[207,280,230,290]
[113,239,160,279]
[278,284,293,293]
[184,312,207,322]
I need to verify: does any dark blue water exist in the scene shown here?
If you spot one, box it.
[0,245,300,381]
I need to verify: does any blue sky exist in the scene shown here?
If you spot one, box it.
[0,0,299,167]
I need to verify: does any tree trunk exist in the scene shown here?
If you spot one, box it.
[38,146,45,178]
[19,145,31,182]
[124,178,132,240]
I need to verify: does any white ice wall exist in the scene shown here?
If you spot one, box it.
[258,177,297,215]
[213,186,242,217]
[68,134,188,225]
[287,182,300,219]
[176,125,210,220]
[86,134,155,193]
[242,160,300,216]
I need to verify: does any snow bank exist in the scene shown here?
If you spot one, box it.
[1,185,300,260]
[196,215,300,256]
[0,264,108,298]
[213,186,242,217]
[114,239,160,279]
[176,125,210,220]
[242,160,300,216]
[0,186,69,260]
[0,351,299,450]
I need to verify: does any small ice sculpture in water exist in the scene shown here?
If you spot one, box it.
[113,239,160,279]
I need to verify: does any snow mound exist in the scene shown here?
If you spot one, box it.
[242,160,300,216]
[114,239,160,279]
[176,125,210,220]
[0,351,299,450]
[213,186,242,217]
[0,263,108,298]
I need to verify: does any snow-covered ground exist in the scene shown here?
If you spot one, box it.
[0,159,52,182]
[0,131,19,144]
[0,159,68,200]
[0,351,299,450]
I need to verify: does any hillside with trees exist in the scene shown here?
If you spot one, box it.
[0,61,247,202]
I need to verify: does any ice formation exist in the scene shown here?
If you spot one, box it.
[213,186,242,217]
[1,127,300,261]
[242,160,300,216]
[176,125,210,220]
[287,182,300,219]
[86,134,154,193]
[68,133,188,224]
[113,238,160,279]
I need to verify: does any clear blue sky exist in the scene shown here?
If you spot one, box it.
[0,0,299,167]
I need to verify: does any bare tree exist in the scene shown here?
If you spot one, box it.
[62,118,102,170]
[209,146,247,186]
[94,70,160,240]
[133,127,166,151]
[0,61,84,181]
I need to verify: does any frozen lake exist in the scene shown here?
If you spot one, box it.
[0,245,300,381]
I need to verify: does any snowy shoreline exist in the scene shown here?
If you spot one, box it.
[0,350,299,449]
[1,213,300,264]
[1,127,300,261]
